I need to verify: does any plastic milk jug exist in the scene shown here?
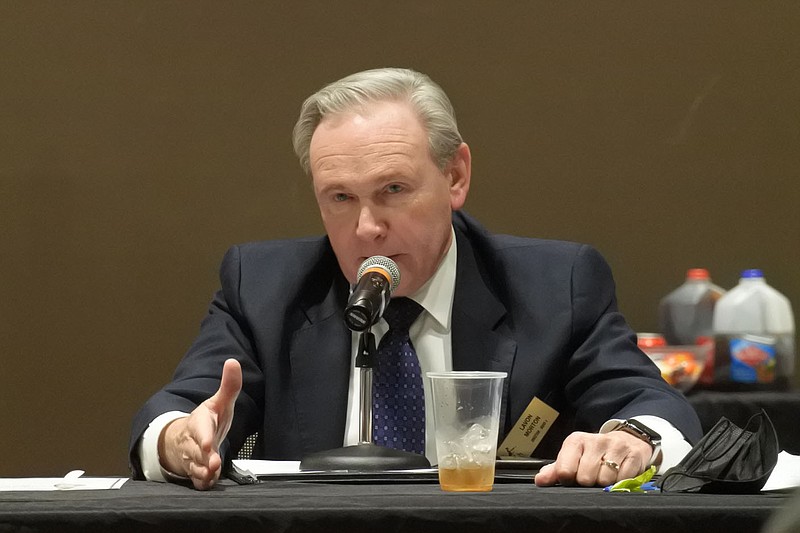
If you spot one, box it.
[659,268,726,346]
[711,269,795,390]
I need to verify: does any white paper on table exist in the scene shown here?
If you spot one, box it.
[232,460,303,477]
[761,451,800,492]
[230,459,435,478]
[0,477,128,491]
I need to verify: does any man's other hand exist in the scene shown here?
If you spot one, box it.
[158,358,242,490]
[534,430,653,487]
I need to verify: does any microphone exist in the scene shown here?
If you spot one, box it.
[344,256,401,332]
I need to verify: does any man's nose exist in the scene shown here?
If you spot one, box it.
[355,205,386,241]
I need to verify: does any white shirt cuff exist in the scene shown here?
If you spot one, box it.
[137,411,190,482]
[600,415,692,474]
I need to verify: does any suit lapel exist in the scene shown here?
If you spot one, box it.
[289,271,352,456]
[451,222,517,430]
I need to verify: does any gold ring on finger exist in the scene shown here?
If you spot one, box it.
[601,459,620,472]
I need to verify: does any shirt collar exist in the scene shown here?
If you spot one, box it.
[407,226,457,331]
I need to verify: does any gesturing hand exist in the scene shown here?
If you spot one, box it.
[158,358,242,490]
[534,430,653,488]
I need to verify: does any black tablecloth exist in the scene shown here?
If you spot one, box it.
[0,479,791,533]
[688,390,800,454]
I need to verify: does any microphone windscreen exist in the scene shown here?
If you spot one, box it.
[356,256,401,292]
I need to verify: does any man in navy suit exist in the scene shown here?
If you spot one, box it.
[130,67,702,490]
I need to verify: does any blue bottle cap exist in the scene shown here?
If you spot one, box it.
[741,269,764,278]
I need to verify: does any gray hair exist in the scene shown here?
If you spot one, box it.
[292,67,463,175]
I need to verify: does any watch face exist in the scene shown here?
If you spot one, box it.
[627,419,661,441]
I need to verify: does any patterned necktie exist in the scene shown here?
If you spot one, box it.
[372,297,426,454]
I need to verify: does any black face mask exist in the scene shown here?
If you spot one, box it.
[658,410,779,494]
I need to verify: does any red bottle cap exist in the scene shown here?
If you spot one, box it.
[686,268,710,280]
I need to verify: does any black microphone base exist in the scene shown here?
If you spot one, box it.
[299,443,431,472]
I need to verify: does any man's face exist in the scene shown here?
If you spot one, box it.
[309,100,470,297]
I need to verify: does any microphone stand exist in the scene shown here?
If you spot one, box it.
[356,330,378,445]
[299,328,431,472]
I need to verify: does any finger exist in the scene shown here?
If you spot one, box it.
[617,454,645,480]
[186,451,221,482]
[191,477,215,491]
[188,463,219,491]
[184,447,223,491]
[545,432,589,486]
[596,457,621,487]
[186,458,212,482]
[534,463,557,486]
[195,359,243,449]
[576,456,606,487]
[574,440,608,487]
[213,358,243,409]
[207,359,242,441]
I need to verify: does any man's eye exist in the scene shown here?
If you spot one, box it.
[333,193,349,202]
[386,184,404,194]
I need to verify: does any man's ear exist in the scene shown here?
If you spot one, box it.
[448,143,471,210]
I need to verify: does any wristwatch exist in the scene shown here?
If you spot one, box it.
[609,419,662,466]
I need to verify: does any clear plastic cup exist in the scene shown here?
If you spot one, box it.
[426,371,507,492]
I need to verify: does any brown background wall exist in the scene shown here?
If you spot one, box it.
[1,2,798,477]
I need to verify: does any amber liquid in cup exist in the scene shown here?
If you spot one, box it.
[438,463,496,492]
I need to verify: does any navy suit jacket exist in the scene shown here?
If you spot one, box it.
[129,211,702,478]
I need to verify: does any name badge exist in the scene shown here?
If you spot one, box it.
[498,397,559,457]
